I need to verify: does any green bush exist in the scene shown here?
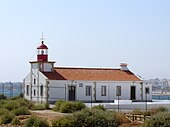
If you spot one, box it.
[0,94,7,100]
[1,98,33,111]
[59,101,86,113]
[52,116,75,127]
[11,96,22,100]
[59,101,75,113]
[142,112,170,127]
[53,100,65,111]
[3,101,18,110]
[74,101,86,111]
[44,102,50,109]
[0,108,9,116]
[17,98,34,109]
[24,116,49,127]
[74,108,120,127]
[53,100,86,113]
[31,104,45,110]
[92,104,106,111]
[0,100,6,108]
[157,106,168,112]
[11,116,20,125]
[13,106,30,116]
[0,112,15,124]
[52,108,121,127]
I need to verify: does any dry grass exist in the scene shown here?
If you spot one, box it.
[119,121,142,127]
[31,110,68,126]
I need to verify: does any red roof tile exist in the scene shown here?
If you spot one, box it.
[42,67,141,81]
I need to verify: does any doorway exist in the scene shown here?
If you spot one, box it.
[130,86,136,100]
[68,86,76,101]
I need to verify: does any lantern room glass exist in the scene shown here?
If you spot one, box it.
[37,49,48,55]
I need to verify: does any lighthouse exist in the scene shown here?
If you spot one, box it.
[27,39,55,103]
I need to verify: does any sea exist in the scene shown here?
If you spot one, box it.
[152,95,170,100]
[0,82,22,98]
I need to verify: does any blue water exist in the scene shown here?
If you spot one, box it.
[152,95,170,100]
[1,90,20,97]
[0,89,21,98]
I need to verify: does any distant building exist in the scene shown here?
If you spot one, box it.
[147,78,170,92]
[23,40,152,104]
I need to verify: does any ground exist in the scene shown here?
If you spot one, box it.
[31,110,67,126]
[119,122,142,127]
[1,110,143,127]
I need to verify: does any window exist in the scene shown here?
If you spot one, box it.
[101,86,106,96]
[79,83,83,87]
[145,87,150,94]
[86,86,91,96]
[33,89,36,96]
[116,86,121,96]
[34,78,36,85]
[26,85,29,95]
[40,85,43,96]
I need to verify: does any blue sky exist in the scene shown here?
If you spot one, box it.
[0,0,170,81]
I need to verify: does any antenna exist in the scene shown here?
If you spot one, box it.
[40,32,45,42]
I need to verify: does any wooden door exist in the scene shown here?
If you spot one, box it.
[131,86,136,100]
[68,86,76,101]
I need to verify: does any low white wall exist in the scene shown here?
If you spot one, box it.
[85,101,170,111]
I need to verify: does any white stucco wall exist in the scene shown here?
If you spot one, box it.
[24,63,48,103]
[24,72,31,100]
[143,83,152,101]
[76,81,144,102]
[32,71,47,103]
[48,80,67,103]
[43,80,150,103]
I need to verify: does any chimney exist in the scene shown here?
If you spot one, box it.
[120,63,128,71]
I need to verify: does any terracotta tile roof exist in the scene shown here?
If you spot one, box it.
[42,67,141,81]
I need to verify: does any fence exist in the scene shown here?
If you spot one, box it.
[0,82,23,98]
[124,113,151,122]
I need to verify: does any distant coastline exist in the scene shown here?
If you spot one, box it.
[152,91,170,100]
[152,91,170,96]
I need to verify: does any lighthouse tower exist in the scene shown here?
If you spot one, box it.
[28,39,55,103]
[30,40,55,72]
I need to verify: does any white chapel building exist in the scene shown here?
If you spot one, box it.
[24,40,152,104]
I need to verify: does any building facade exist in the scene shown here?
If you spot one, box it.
[24,40,152,104]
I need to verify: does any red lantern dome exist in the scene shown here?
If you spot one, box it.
[37,41,48,49]
[37,41,48,62]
